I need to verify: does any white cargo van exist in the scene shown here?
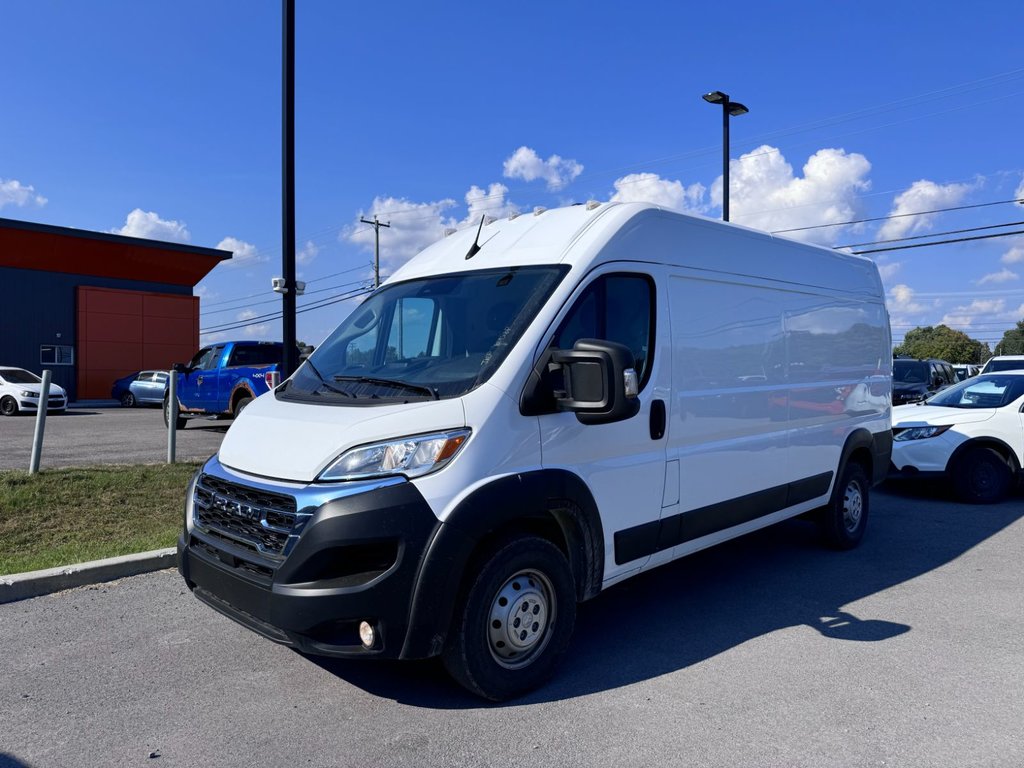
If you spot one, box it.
[178,202,892,700]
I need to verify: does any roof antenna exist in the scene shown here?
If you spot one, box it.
[464,215,486,260]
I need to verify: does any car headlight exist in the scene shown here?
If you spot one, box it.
[318,429,471,482]
[20,390,38,398]
[893,425,952,441]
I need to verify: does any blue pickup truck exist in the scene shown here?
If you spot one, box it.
[163,341,283,429]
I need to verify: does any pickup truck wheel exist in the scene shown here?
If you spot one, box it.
[0,396,18,416]
[163,397,187,430]
[818,462,869,550]
[953,447,1012,504]
[442,536,575,701]
[233,396,253,418]
[120,391,136,408]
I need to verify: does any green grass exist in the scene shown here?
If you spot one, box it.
[0,463,201,576]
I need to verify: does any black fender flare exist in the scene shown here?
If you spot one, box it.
[838,427,891,488]
[399,469,604,659]
[945,437,1022,475]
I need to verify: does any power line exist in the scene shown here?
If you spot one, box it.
[852,228,1024,256]
[774,197,1024,234]
[201,286,372,335]
[200,278,370,317]
[835,220,1024,249]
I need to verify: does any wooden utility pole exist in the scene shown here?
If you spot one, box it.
[360,215,391,288]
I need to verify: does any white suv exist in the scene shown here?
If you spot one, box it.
[0,367,68,416]
[891,371,1024,502]
[981,355,1024,374]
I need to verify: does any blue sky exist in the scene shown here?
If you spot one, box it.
[3,0,1023,353]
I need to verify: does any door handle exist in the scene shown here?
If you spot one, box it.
[650,399,666,440]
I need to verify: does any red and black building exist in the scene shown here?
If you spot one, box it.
[0,217,229,401]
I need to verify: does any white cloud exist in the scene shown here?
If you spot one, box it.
[113,209,190,243]
[877,179,973,241]
[609,173,708,213]
[977,268,1019,285]
[236,309,259,321]
[888,284,927,314]
[216,236,264,267]
[297,240,319,265]
[712,146,872,246]
[0,178,47,209]
[941,298,1008,328]
[194,283,216,301]
[344,195,458,273]
[876,261,902,282]
[1016,176,1024,205]
[503,146,583,191]
[1000,237,1024,265]
[465,183,518,223]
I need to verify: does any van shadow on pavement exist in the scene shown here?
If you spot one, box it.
[306,487,1023,707]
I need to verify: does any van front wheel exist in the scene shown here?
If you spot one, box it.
[442,536,576,701]
[819,462,869,550]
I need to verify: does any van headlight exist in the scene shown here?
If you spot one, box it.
[318,429,471,481]
[893,425,952,441]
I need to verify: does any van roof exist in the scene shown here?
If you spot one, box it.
[387,202,883,298]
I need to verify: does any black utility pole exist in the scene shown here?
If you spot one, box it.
[281,0,298,378]
[360,215,391,288]
[702,90,749,222]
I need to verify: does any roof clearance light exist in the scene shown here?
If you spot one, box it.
[533,207,547,216]
[586,200,601,211]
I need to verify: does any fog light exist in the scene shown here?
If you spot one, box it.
[359,621,375,648]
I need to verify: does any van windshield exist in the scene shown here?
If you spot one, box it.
[281,266,568,403]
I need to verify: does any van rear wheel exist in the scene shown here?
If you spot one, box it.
[442,536,575,701]
[819,462,869,550]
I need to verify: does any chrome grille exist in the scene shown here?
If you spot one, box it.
[193,474,298,558]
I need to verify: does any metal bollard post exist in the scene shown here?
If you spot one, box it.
[167,370,177,464]
[29,369,52,474]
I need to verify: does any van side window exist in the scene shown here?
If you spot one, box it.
[553,274,654,384]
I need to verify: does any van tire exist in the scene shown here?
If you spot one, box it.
[442,536,576,701]
[953,447,1012,504]
[819,462,869,550]
[163,397,187,430]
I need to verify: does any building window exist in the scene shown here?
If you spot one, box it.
[40,345,74,366]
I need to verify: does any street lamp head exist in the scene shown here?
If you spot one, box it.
[727,102,749,117]
[702,90,728,104]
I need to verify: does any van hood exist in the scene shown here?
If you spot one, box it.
[892,404,995,426]
[217,393,467,483]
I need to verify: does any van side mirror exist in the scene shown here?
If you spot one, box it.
[521,339,641,425]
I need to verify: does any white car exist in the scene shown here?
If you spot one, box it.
[891,371,1024,503]
[980,355,1024,374]
[0,367,68,417]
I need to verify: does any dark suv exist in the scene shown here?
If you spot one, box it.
[892,358,956,405]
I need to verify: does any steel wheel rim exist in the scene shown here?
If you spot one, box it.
[487,569,555,670]
[970,459,996,493]
[843,480,863,533]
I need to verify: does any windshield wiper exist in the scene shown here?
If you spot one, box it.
[304,359,354,397]
[333,375,439,400]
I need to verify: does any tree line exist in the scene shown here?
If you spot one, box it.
[893,321,1024,362]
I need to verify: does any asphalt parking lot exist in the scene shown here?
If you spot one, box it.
[1,483,1022,768]
[0,405,227,471]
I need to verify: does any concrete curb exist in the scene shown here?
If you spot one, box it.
[0,548,177,605]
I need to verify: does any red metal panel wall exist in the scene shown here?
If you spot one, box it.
[77,286,199,399]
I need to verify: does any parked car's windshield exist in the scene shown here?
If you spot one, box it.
[0,368,41,384]
[893,360,929,383]
[926,374,1024,409]
[282,266,568,402]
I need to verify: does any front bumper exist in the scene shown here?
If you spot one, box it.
[178,456,440,659]
[17,397,67,412]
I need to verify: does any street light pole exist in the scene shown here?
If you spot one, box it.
[702,90,749,222]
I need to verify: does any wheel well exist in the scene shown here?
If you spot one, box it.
[231,387,254,409]
[846,446,873,480]
[463,504,600,604]
[947,438,1021,474]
